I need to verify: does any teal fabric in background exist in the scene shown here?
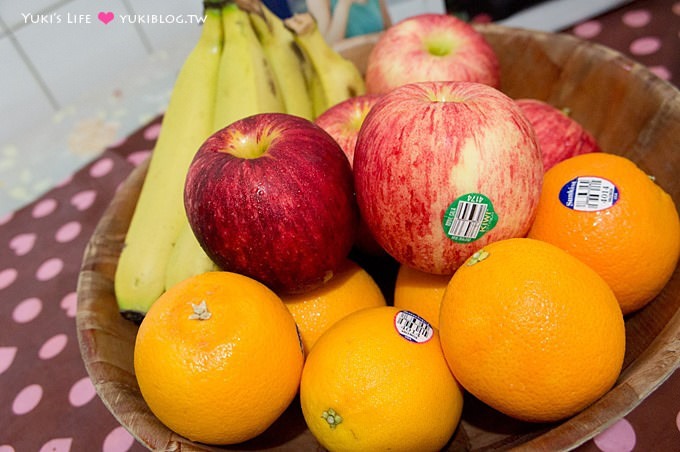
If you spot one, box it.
[329,0,387,37]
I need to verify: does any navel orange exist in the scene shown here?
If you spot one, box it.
[134,271,304,445]
[300,306,464,451]
[393,264,450,329]
[439,238,625,423]
[528,152,680,314]
[281,259,386,352]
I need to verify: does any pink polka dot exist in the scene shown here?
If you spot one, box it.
[9,232,36,256]
[32,198,58,218]
[649,65,672,81]
[39,438,72,452]
[36,257,64,281]
[622,9,651,27]
[630,36,661,55]
[55,221,81,243]
[38,333,68,360]
[60,292,77,317]
[127,150,152,166]
[56,174,73,188]
[0,268,18,290]
[12,384,43,414]
[0,446,16,452]
[676,409,680,432]
[70,189,97,211]
[0,211,13,225]
[573,20,602,39]
[593,418,636,452]
[103,426,135,452]
[89,157,114,178]
[13,297,42,323]
[0,346,18,375]
[144,123,162,140]
[673,2,680,15]
[69,376,96,407]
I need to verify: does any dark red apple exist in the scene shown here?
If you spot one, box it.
[354,81,543,275]
[516,98,601,171]
[315,94,385,255]
[184,113,359,294]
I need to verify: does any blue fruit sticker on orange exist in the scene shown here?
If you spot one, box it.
[559,176,620,212]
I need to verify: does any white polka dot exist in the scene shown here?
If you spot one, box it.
[70,189,97,211]
[13,297,42,323]
[36,257,64,281]
[60,292,77,317]
[103,426,135,452]
[9,232,36,256]
[144,123,162,140]
[0,268,18,290]
[573,20,602,39]
[69,376,96,407]
[12,384,43,414]
[39,438,72,452]
[38,333,68,360]
[0,347,18,375]
[89,157,114,178]
[630,36,662,55]
[593,418,636,452]
[32,198,58,218]
[127,150,151,166]
[55,221,81,243]
[622,9,651,27]
[0,211,13,225]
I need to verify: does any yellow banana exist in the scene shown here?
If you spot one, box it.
[284,13,365,117]
[213,1,285,129]
[238,0,314,120]
[114,6,223,321]
[164,223,219,289]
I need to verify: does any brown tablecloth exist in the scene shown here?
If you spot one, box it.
[1,0,678,450]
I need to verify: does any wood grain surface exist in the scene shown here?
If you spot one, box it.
[77,24,680,451]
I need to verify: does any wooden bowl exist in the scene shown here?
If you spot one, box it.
[77,24,680,451]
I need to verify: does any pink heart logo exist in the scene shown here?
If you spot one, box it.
[98,11,114,24]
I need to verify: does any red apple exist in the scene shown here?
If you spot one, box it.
[315,94,385,255]
[354,81,543,275]
[365,13,500,95]
[516,98,601,171]
[184,113,359,294]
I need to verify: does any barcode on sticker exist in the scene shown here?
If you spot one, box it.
[448,200,487,239]
[572,177,618,211]
[394,310,433,343]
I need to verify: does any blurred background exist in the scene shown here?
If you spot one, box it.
[0,0,636,216]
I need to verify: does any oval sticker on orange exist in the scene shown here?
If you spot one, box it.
[394,310,433,343]
[559,176,620,211]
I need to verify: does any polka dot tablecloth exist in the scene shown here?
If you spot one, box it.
[1,1,678,451]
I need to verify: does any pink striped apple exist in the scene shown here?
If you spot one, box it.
[353,81,543,274]
[365,13,500,95]
[516,98,601,171]
[315,94,385,255]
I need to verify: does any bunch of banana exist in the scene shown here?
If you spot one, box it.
[115,0,365,321]
[115,4,223,323]
[284,12,366,118]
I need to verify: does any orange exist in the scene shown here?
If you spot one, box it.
[281,259,386,352]
[439,238,625,423]
[134,271,304,445]
[393,264,451,329]
[528,152,680,314]
[300,306,464,451]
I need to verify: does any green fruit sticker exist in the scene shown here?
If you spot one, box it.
[442,193,498,243]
